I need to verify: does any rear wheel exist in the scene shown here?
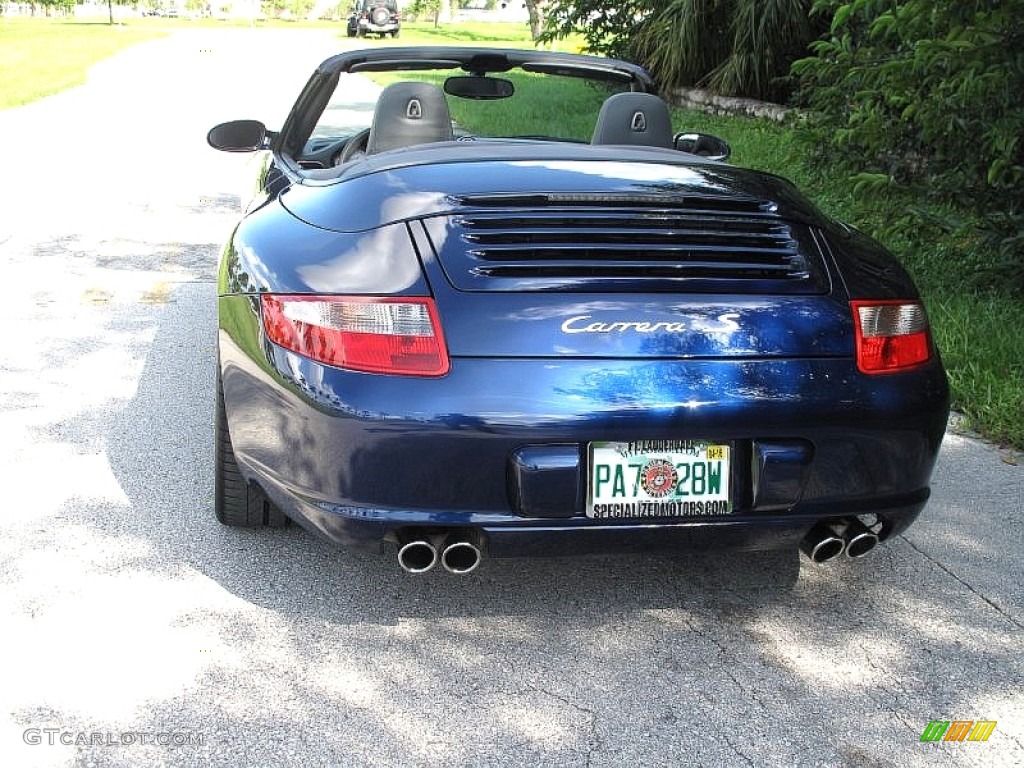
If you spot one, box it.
[215,369,287,528]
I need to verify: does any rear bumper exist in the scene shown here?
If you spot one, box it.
[262,481,927,557]
[359,20,398,32]
[218,308,948,556]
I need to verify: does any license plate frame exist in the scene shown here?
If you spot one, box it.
[586,440,733,519]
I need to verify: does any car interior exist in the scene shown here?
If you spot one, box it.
[299,79,686,180]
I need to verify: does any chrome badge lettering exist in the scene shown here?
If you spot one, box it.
[560,313,741,335]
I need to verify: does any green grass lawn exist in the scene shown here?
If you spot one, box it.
[396,21,539,46]
[360,20,584,51]
[0,17,165,109]
[370,69,613,140]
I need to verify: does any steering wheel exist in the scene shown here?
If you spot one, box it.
[335,128,371,165]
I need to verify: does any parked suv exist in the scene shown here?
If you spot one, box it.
[346,0,400,38]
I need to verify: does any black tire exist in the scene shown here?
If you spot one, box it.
[391,29,399,38]
[215,369,287,528]
[346,28,356,37]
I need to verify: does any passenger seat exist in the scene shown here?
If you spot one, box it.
[591,92,673,149]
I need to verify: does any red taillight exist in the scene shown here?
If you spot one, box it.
[851,300,933,374]
[261,295,450,377]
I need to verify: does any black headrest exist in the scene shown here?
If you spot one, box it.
[591,92,673,148]
[366,82,454,156]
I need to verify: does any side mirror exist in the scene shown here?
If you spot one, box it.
[673,132,731,162]
[207,120,269,152]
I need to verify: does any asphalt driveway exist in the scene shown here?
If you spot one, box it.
[0,28,1021,768]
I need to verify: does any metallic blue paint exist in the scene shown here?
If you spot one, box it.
[280,156,823,233]
[510,445,583,518]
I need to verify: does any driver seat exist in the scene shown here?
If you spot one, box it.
[366,81,454,155]
[591,92,673,149]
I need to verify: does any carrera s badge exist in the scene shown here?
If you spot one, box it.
[560,313,741,334]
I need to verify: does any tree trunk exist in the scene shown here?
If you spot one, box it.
[437,0,452,25]
[524,0,544,40]
[108,0,114,24]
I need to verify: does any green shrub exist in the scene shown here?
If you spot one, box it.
[541,0,822,101]
[792,0,1024,291]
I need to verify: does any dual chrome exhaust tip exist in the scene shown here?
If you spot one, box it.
[400,520,878,571]
[397,531,483,574]
[800,518,880,564]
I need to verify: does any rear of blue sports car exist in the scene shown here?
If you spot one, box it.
[213,50,949,573]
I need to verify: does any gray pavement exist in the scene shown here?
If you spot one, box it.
[0,28,1021,768]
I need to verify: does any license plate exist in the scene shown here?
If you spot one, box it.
[587,440,732,519]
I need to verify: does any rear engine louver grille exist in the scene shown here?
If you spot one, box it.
[433,196,823,292]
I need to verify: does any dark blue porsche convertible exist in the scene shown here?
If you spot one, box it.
[207,47,949,574]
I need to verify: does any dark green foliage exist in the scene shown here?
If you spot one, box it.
[793,0,1024,290]
[704,0,818,98]
[540,0,652,60]
[540,0,821,101]
[632,0,734,93]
